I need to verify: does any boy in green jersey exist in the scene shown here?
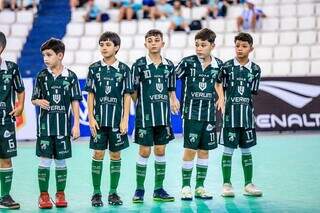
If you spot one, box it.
[31,38,82,208]
[175,28,224,200]
[218,32,262,197]
[0,31,25,209]
[131,29,180,203]
[85,32,133,207]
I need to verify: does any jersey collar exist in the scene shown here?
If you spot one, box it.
[0,58,8,71]
[197,55,219,70]
[48,66,69,77]
[233,58,252,72]
[146,54,169,66]
[100,59,119,69]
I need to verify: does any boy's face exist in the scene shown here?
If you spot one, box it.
[144,35,164,54]
[195,39,214,59]
[99,40,119,59]
[42,49,63,68]
[235,40,253,59]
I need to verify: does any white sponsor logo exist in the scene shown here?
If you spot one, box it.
[156,83,163,93]
[53,94,61,104]
[259,81,320,109]
[199,82,207,91]
[3,130,11,138]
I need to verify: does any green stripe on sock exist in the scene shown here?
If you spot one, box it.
[38,166,50,193]
[92,159,103,195]
[196,165,207,188]
[0,168,13,197]
[154,161,166,190]
[182,168,192,187]
[222,154,232,184]
[242,154,253,186]
[136,163,147,190]
[110,159,121,194]
[56,167,67,192]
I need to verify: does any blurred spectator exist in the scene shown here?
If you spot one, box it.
[168,0,190,34]
[202,0,229,19]
[142,0,155,18]
[83,0,109,22]
[118,0,142,21]
[237,0,266,32]
[110,0,121,8]
[70,0,88,10]
[151,0,173,20]
[0,0,16,11]
[17,0,38,11]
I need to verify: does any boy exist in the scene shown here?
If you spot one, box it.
[218,32,262,197]
[84,32,132,207]
[175,28,224,200]
[31,38,82,209]
[0,32,25,209]
[131,29,180,203]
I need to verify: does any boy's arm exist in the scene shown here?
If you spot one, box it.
[120,94,131,135]
[169,91,180,114]
[87,92,99,137]
[131,63,139,103]
[9,91,25,117]
[31,74,50,109]
[215,82,224,114]
[71,100,80,140]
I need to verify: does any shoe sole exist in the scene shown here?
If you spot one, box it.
[108,201,123,206]
[181,197,193,201]
[56,204,68,208]
[195,195,213,200]
[221,193,235,197]
[0,204,20,209]
[153,198,175,202]
[92,203,103,207]
[38,205,53,209]
[132,199,144,203]
[243,192,263,197]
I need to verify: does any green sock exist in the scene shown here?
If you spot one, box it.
[154,161,166,190]
[0,168,13,197]
[92,159,103,195]
[196,164,208,188]
[136,163,147,190]
[182,168,193,187]
[38,166,50,193]
[55,167,67,192]
[222,154,232,184]
[242,154,253,186]
[109,159,121,194]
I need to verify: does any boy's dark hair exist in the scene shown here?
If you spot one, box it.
[195,28,216,44]
[40,38,65,54]
[99,31,121,47]
[145,29,163,40]
[234,32,253,46]
[0,31,6,51]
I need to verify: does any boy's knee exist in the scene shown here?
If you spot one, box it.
[139,146,151,158]
[93,150,105,160]
[0,158,12,168]
[154,145,165,156]
[109,151,121,160]
[197,150,209,158]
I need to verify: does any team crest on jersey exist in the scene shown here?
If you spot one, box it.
[93,134,101,143]
[3,130,12,138]
[156,83,163,93]
[206,124,214,131]
[53,94,61,104]
[238,86,245,95]
[40,140,50,150]
[63,80,70,90]
[138,129,147,138]
[199,82,207,91]
[247,73,254,83]
[2,74,12,84]
[105,85,111,94]
[189,133,198,143]
[228,133,236,142]
[115,73,123,82]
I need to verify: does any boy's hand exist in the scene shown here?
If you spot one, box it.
[89,117,100,138]
[216,98,225,114]
[36,99,50,110]
[120,118,128,135]
[9,105,24,117]
[170,97,180,115]
[71,125,80,140]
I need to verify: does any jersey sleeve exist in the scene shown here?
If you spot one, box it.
[70,73,83,101]
[168,64,176,92]
[31,73,42,101]
[251,70,261,95]
[124,65,134,94]
[175,59,187,79]
[131,62,140,91]
[12,65,25,93]
[84,68,95,94]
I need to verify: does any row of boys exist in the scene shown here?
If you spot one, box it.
[0,28,262,209]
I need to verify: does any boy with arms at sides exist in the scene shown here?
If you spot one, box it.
[218,32,262,197]
[175,28,224,201]
[131,29,180,203]
[85,32,133,207]
[32,38,82,209]
[0,32,25,209]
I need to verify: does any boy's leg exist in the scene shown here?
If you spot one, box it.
[38,157,53,209]
[194,150,212,200]
[92,150,105,196]
[181,149,195,201]
[154,145,166,191]
[0,159,13,197]
[54,159,68,207]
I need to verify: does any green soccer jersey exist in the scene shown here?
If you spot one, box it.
[132,56,176,128]
[218,58,261,128]
[176,55,223,122]
[31,67,82,136]
[84,60,133,128]
[0,60,25,125]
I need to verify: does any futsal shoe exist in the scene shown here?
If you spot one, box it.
[221,183,235,197]
[153,188,175,202]
[181,186,193,201]
[38,192,53,209]
[0,195,20,209]
[244,183,263,197]
[108,193,123,205]
[55,191,68,207]
[91,194,103,207]
[132,189,145,203]
[195,186,213,200]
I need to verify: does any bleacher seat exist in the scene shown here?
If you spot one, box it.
[279,32,297,45]
[129,49,145,63]
[183,48,194,57]
[85,22,102,36]
[310,60,320,75]
[208,19,225,33]
[291,61,310,76]
[92,50,101,62]
[227,5,243,19]
[71,9,86,22]
[120,21,137,35]
[66,23,84,36]
[121,36,133,49]
[215,33,224,46]
[224,33,236,47]
[299,31,317,44]
[291,46,309,59]
[138,20,154,34]
[0,24,10,36]
[219,47,234,62]
[155,20,170,33]
[262,18,279,31]
[170,33,187,48]
[63,51,74,65]
[254,47,273,60]
[298,17,316,30]
[280,17,297,30]
[80,37,98,50]
[134,35,145,49]
[63,37,80,50]
[280,4,296,17]
[311,46,320,59]
[70,65,88,79]
[261,6,279,17]
[257,61,272,77]
[117,50,129,63]
[298,4,314,16]
[191,6,206,20]
[164,49,182,64]
[274,46,291,60]
[181,7,191,19]
[261,32,278,46]
[75,50,92,64]
[16,11,34,24]
[11,24,29,37]
[225,19,237,32]
[2,51,19,62]
[0,11,15,24]
[272,61,291,76]
[6,37,25,51]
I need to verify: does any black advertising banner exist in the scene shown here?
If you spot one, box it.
[254,77,320,131]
